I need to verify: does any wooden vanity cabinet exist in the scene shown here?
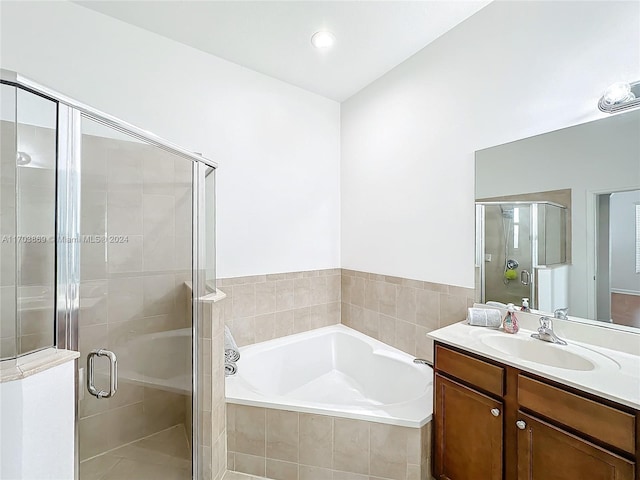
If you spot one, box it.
[517,412,635,480]
[434,374,503,480]
[433,343,639,480]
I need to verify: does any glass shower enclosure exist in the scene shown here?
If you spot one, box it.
[0,69,217,480]
[476,201,568,312]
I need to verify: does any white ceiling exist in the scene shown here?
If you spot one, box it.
[75,1,492,102]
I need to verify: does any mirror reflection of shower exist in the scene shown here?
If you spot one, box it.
[477,201,568,311]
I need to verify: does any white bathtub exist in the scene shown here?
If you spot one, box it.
[226,324,433,427]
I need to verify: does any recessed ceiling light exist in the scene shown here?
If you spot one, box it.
[602,82,634,106]
[311,31,335,50]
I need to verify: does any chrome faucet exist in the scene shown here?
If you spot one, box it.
[554,307,569,320]
[531,317,567,345]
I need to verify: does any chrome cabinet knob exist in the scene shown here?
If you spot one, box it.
[516,420,527,430]
[490,408,500,417]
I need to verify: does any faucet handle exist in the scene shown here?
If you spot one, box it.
[539,316,552,329]
[554,307,569,319]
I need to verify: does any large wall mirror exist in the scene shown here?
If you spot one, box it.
[475,109,640,329]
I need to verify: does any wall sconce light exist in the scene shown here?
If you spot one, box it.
[598,80,640,113]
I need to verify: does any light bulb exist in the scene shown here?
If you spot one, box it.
[602,82,633,105]
[311,31,335,49]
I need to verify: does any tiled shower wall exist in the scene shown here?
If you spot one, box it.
[341,270,476,362]
[220,269,341,347]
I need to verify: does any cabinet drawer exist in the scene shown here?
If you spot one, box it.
[435,345,504,397]
[518,375,636,454]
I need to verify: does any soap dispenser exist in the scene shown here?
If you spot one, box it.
[503,303,519,334]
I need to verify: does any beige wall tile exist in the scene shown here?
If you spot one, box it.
[439,294,467,327]
[234,405,266,457]
[350,276,365,307]
[293,307,311,334]
[256,281,276,315]
[275,310,295,337]
[370,423,408,480]
[363,279,379,311]
[341,276,352,304]
[333,471,369,480]
[299,465,333,480]
[327,302,341,325]
[309,304,328,329]
[294,278,311,308]
[267,459,299,480]
[378,282,397,317]
[230,317,255,347]
[267,409,299,463]
[299,413,333,468]
[362,309,379,339]
[378,314,396,346]
[333,418,369,475]
[276,280,295,311]
[234,453,266,477]
[255,313,276,343]
[79,413,110,461]
[415,289,439,330]
[395,320,416,356]
[397,286,417,323]
[407,464,421,480]
[233,284,256,318]
[309,276,327,305]
[327,275,341,303]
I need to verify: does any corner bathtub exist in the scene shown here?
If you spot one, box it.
[225,324,433,427]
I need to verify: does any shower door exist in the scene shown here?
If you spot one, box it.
[77,117,196,480]
[481,203,534,307]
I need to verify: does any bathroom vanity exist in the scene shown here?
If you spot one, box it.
[428,319,640,480]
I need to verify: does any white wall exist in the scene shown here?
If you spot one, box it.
[0,361,76,480]
[341,0,640,287]
[611,190,640,294]
[0,0,341,279]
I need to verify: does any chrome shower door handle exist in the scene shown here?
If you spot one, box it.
[87,349,118,399]
[520,270,530,286]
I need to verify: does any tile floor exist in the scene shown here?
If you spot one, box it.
[79,424,192,480]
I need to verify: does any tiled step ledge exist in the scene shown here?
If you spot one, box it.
[0,348,80,383]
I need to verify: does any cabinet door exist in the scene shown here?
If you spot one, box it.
[516,412,635,480]
[434,373,503,480]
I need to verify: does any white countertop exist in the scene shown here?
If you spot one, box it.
[428,321,640,410]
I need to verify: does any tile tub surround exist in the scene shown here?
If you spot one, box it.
[220,269,341,347]
[227,404,432,480]
[341,270,476,362]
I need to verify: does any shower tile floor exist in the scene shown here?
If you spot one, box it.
[79,425,191,480]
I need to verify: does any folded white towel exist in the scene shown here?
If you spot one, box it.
[224,362,237,377]
[467,307,502,328]
[224,325,240,362]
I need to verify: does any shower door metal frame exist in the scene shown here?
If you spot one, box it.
[1,69,217,480]
[476,202,539,309]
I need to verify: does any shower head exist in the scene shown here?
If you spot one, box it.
[500,206,514,219]
[16,151,31,166]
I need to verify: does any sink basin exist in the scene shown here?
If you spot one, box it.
[480,334,597,371]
